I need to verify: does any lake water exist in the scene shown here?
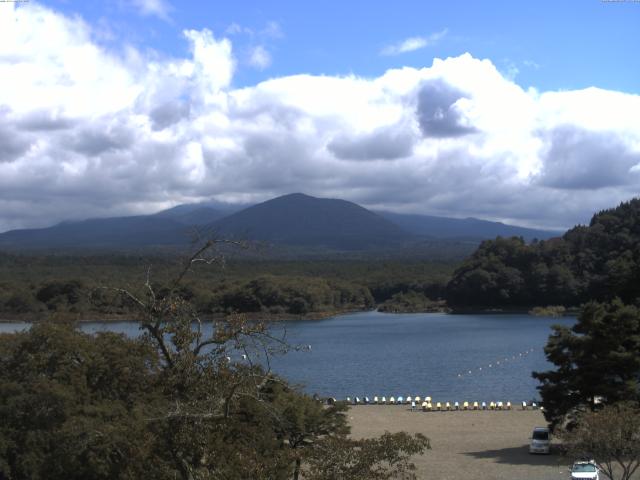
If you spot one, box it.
[0,311,573,403]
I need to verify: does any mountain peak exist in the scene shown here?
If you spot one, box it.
[211,193,408,250]
[278,192,312,199]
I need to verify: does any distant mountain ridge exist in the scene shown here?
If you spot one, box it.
[0,193,562,252]
[0,216,190,249]
[154,205,226,226]
[377,211,560,242]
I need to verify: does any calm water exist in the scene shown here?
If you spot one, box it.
[0,311,573,403]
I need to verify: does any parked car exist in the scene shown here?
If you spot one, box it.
[570,460,599,479]
[529,426,550,454]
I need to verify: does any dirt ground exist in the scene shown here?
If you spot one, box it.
[348,406,570,480]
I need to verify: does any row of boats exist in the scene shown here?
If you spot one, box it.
[329,396,543,411]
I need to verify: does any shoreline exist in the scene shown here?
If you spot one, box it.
[0,308,372,324]
[0,305,578,324]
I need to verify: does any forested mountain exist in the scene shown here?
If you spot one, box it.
[0,216,192,249]
[0,192,561,253]
[210,193,411,249]
[153,205,227,225]
[446,198,640,308]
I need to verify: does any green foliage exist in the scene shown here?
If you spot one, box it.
[305,432,430,480]
[216,275,373,315]
[528,305,566,317]
[447,198,640,308]
[263,381,350,480]
[558,402,640,480]
[533,300,640,429]
[0,323,161,479]
[377,291,447,313]
[0,244,433,479]
[0,254,453,320]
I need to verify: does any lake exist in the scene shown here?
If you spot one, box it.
[0,311,573,403]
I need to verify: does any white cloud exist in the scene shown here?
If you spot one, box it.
[261,21,283,39]
[0,4,140,116]
[523,59,540,70]
[248,45,272,70]
[225,20,283,39]
[183,29,235,94]
[381,29,448,56]
[225,22,253,36]
[129,0,172,20]
[0,4,639,233]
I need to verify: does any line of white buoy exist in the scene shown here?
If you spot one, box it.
[455,348,536,379]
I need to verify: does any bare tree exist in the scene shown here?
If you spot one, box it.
[110,239,292,479]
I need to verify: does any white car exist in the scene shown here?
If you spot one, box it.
[570,460,599,479]
[529,427,550,454]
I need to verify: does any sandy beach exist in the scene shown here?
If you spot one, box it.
[348,406,568,480]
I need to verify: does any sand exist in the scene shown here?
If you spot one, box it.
[348,406,568,480]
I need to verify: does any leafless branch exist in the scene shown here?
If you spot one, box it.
[144,265,156,304]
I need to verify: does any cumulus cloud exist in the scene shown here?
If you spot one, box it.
[261,21,283,39]
[225,20,283,39]
[16,109,77,131]
[248,45,272,70]
[536,126,640,189]
[416,79,477,138]
[381,29,447,56]
[328,126,416,161]
[0,4,639,233]
[147,100,189,130]
[0,129,31,164]
[129,0,172,20]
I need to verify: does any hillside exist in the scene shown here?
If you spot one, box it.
[446,198,640,308]
[377,211,560,241]
[0,192,562,254]
[210,193,411,250]
[154,205,227,226]
[0,216,192,249]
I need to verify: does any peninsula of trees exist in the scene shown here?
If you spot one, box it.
[446,198,640,309]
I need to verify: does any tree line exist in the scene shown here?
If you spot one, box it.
[446,199,640,308]
[0,255,451,320]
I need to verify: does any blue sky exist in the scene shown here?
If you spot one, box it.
[44,0,640,93]
[0,0,639,232]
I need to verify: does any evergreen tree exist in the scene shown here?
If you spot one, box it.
[533,300,640,429]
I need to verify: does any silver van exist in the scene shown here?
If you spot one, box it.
[529,427,550,454]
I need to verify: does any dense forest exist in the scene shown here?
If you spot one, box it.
[446,199,640,309]
[0,254,452,320]
[0,253,430,479]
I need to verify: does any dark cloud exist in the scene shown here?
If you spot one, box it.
[0,107,31,163]
[149,100,190,130]
[16,110,77,131]
[416,79,477,138]
[0,127,31,163]
[327,126,414,161]
[67,122,137,156]
[239,134,315,189]
[536,126,640,190]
